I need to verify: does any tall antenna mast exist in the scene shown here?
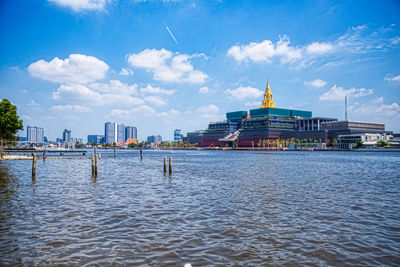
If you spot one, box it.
[345,95,348,121]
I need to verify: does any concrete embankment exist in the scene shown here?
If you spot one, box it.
[0,155,33,160]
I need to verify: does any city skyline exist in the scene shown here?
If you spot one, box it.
[1,0,400,141]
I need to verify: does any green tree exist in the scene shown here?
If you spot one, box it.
[262,139,267,149]
[233,139,238,149]
[376,140,389,147]
[0,99,23,158]
[332,139,337,148]
[355,140,363,148]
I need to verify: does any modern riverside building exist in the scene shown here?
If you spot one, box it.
[88,135,105,144]
[201,121,239,147]
[147,135,162,144]
[174,129,183,142]
[184,130,204,145]
[125,126,137,142]
[27,126,44,143]
[197,80,390,147]
[337,133,392,149]
[321,120,390,141]
[63,128,71,143]
[105,122,125,144]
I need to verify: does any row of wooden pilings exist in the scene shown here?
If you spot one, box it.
[31,148,172,178]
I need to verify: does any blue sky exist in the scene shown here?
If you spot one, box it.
[1,0,399,141]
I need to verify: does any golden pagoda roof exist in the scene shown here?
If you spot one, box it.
[260,80,277,108]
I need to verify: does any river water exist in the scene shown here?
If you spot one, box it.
[0,150,399,266]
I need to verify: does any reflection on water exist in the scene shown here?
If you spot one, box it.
[0,150,399,265]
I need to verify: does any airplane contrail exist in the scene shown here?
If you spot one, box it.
[163,22,179,45]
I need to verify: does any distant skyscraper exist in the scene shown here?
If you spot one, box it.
[27,126,44,143]
[116,123,125,143]
[125,126,137,141]
[147,135,162,144]
[88,135,105,144]
[174,129,183,142]
[105,122,115,144]
[105,122,125,143]
[63,128,71,143]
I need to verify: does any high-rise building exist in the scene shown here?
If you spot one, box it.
[174,129,183,142]
[27,126,44,143]
[105,122,115,144]
[105,122,125,144]
[63,128,71,143]
[125,126,137,141]
[147,135,162,144]
[116,123,125,143]
[88,135,105,144]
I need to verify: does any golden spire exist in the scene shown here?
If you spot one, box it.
[260,80,277,108]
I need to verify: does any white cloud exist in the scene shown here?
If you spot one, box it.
[109,105,157,118]
[244,101,259,107]
[224,86,263,99]
[228,40,275,63]
[52,83,144,106]
[384,73,400,83]
[227,35,302,64]
[304,79,327,88]
[119,68,134,76]
[28,54,109,84]
[196,104,219,114]
[158,108,181,118]
[21,89,28,94]
[140,85,175,95]
[90,80,138,95]
[349,97,400,118]
[48,0,109,12]
[228,25,400,67]
[143,95,167,106]
[275,35,302,63]
[199,86,209,94]
[127,48,207,83]
[52,83,102,101]
[51,104,91,112]
[28,100,39,107]
[319,85,373,101]
[306,42,334,55]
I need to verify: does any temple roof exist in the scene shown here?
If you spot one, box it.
[260,80,277,108]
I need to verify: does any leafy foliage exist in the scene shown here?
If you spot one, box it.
[0,99,23,140]
[376,140,389,147]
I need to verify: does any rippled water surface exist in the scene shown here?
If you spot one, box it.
[0,150,399,266]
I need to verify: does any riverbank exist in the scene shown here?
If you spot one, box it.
[0,154,33,160]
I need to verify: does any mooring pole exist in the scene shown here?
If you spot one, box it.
[114,147,116,158]
[164,157,167,174]
[32,154,37,178]
[169,157,172,175]
[140,147,143,160]
[95,155,98,176]
[91,154,95,176]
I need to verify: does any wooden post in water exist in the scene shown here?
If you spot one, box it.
[94,147,96,158]
[32,154,37,178]
[114,147,116,158]
[164,157,167,174]
[95,155,98,176]
[91,154,95,176]
[0,139,3,159]
[168,157,172,175]
[140,147,143,160]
